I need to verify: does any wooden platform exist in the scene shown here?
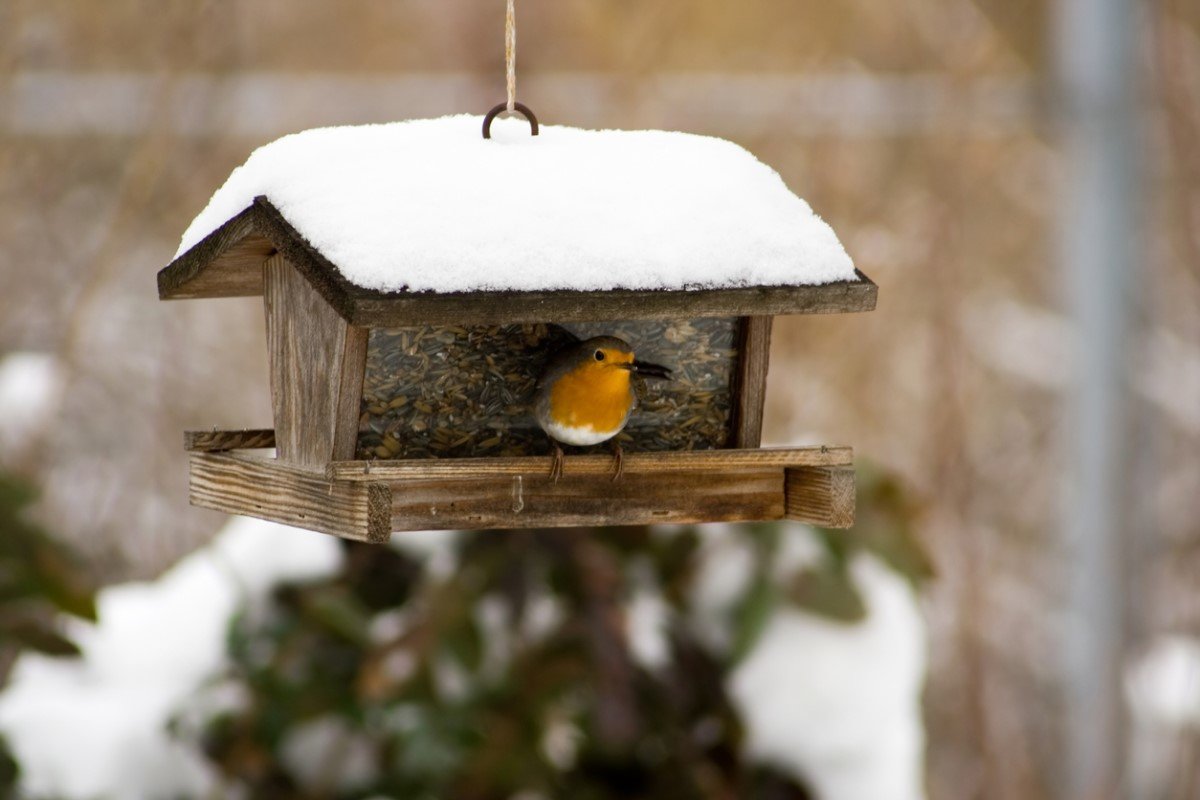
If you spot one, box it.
[185,434,856,542]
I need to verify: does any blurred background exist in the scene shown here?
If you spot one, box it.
[0,1,1197,798]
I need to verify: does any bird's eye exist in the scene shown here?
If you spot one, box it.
[594,350,605,361]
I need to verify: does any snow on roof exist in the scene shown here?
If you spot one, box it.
[176,115,856,294]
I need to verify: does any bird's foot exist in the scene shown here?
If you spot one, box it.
[609,441,624,482]
[549,443,565,483]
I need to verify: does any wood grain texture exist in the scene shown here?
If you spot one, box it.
[157,205,273,299]
[389,469,784,531]
[189,453,391,543]
[730,316,774,448]
[186,452,854,536]
[184,429,275,452]
[263,254,367,468]
[785,465,856,528]
[326,446,853,481]
[157,196,879,322]
[334,324,370,462]
[345,277,877,327]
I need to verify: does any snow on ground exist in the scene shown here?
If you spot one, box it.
[0,351,64,456]
[627,589,672,671]
[175,115,856,293]
[730,556,927,800]
[690,524,927,800]
[0,518,925,799]
[1125,635,1200,794]
[0,517,342,800]
[1127,635,1200,730]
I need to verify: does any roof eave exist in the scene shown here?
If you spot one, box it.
[158,198,877,324]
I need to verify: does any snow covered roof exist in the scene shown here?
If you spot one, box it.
[159,116,874,324]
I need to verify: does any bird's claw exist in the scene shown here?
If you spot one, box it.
[610,441,624,482]
[549,444,565,483]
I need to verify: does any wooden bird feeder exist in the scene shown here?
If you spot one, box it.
[159,118,877,543]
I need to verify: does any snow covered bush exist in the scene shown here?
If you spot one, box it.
[0,468,929,799]
[0,470,99,794]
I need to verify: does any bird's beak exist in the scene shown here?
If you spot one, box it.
[629,360,672,380]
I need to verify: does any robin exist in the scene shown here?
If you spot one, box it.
[534,335,672,482]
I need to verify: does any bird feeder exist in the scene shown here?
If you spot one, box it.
[159,115,876,543]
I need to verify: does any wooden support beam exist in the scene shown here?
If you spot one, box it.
[326,446,853,481]
[784,465,856,528]
[185,428,276,452]
[730,315,774,448]
[189,452,391,543]
[263,254,368,469]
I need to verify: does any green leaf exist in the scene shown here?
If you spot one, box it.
[1,618,83,657]
[787,566,867,624]
[298,587,373,646]
[0,733,19,789]
[856,524,935,587]
[0,472,98,621]
[30,543,98,621]
[0,475,38,516]
[654,528,700,608]
[445,616,485,673]
[729,579,778,664]
[847,466,934,587]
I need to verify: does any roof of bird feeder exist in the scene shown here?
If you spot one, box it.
[158,116,876,325]
[166,116,872,540]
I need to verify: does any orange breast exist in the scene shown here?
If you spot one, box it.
[548,362,633,434]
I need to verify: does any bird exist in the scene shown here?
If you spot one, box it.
[534,335,672,482]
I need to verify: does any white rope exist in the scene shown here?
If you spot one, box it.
[505,0,516,111]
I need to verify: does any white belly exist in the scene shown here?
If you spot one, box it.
[544,418,622,446]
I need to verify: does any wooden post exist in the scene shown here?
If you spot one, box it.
[263,254,368,469]
[730,315,774,448]
[1057,0,1138,792]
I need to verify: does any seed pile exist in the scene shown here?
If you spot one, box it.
[356,318,738,460]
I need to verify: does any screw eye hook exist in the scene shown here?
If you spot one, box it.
[482,102,539,139]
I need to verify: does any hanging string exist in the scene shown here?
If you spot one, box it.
[481,0,537,138]
[505,0,517,112]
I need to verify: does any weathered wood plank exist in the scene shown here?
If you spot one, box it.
[334,324,369,462]
[345,276,877,326]
[263,254,366,468]
[730,316,774,448]
[785,465,856,528]
[189,453,391,543]
[389,468,784,531]
[327,446,853,481]
[187,452,852,536]
[157,205,273,299]
[184,428,275,452]
[158,197,878,322]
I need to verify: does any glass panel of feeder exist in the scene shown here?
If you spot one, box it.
[357,318,739,460]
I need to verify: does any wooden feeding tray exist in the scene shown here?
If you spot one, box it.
[160,119,877,542]
[186,431,856,543]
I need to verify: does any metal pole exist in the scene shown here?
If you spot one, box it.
[1055,0,1140,796]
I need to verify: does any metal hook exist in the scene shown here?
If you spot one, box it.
[482,102,539,139]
